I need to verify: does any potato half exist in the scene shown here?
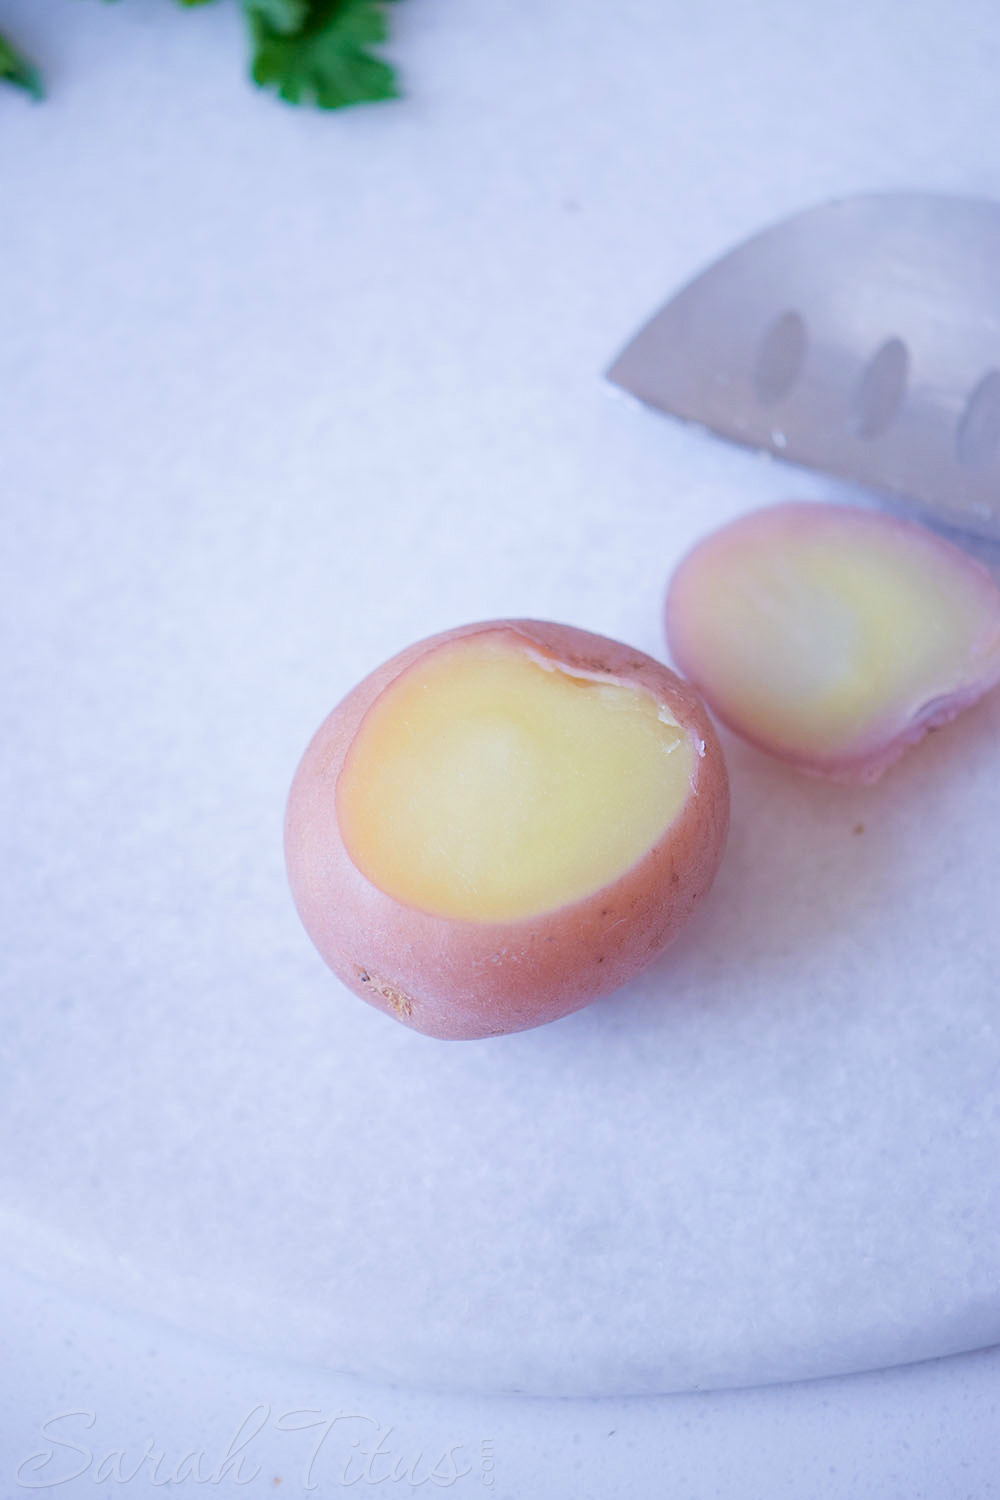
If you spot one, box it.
[285,620,729,1039]
[666,502,1000,783]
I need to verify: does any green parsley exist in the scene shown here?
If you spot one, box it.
[248,0,400,108]
[0,31,43,99]
[0,0,402,109]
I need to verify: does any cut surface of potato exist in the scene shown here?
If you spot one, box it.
[666,502,1000,782]
[337,636,695,922]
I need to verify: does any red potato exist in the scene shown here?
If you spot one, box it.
[285,620,729,1040]
[666,502,1000,784]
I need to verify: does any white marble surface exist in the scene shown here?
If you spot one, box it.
[2,0,1000,1404]
[4,1264,1000,1500]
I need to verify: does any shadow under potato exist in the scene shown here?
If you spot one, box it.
[586,684,1000,1039]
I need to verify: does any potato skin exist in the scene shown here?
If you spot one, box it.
[284,620,729,1040]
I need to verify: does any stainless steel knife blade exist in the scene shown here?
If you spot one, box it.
[607,193,1000,540]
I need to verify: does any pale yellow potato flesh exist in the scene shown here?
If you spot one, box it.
[671,516,997,758]
[336,637,695,922]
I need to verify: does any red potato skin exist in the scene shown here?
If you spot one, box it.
[285,620,730,1040]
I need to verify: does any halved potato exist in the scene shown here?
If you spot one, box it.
[667,503,1000,783]
[285,620,729,1039]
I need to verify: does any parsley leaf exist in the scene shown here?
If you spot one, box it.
[247,0,309,30]
[1,0,405,111]
[245,0,400,109]
[0,30,43,99]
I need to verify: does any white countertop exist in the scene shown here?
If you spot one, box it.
[5,1263,1000,1499]
[3,0,1000,1490]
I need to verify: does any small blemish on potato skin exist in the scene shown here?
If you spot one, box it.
[354,965,414,1018]
[384,988,414,1019]
[854,823,865,835]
